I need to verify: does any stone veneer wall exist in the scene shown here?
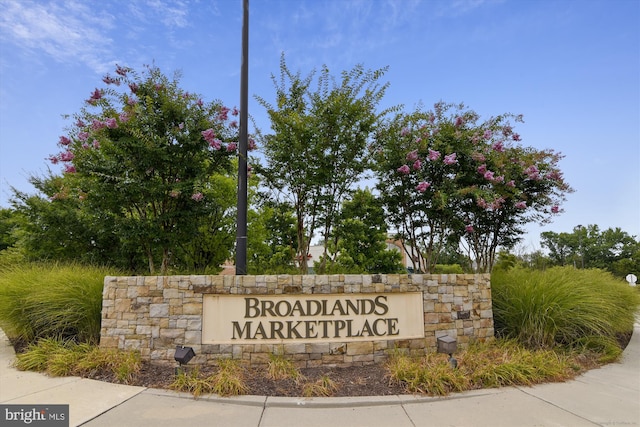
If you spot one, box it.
[100,274,494,368]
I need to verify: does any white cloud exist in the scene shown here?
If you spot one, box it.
[446,0,505,16]
[139,0,191,29]
[0,0,115,74]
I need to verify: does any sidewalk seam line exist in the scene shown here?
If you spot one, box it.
[76,387,147,426]
[400,402,418,427]
[516,386,602,427]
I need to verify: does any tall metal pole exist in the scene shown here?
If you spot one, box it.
[236,0,249,275]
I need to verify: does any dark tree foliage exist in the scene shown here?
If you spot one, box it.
[255,55,393,273]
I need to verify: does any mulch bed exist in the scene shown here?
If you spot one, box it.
[13,331,633,397]
[89,362,408,397]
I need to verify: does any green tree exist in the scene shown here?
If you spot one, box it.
[174,173,237,273]
[492,250,520,271]
[541,231,573,266]
[541,225,640,277]
[8,172,124,267]
[323,189,403,274]
[0,208,19,252]
[256,55,392,273]
[247,199,298,274]
[45,65,238,274]
[518,249,551,270]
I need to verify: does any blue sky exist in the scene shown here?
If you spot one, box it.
[1,0,638,251]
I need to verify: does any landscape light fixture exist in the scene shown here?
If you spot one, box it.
[174,345,195,373]
[437,335,458,368]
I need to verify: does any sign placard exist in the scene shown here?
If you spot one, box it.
[203,293,425,344]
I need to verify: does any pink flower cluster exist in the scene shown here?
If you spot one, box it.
[416,181,431,192]
[87,88,103,104]
[103,75,120,86]
[545,170,562,181]
[443,153,457,165]
[201,128,222,150]
[49,145,76,173]
[477,197,505,211]
[397,164,410,175]
[217,106,230,121]
[477,164,506,183]
[396,148,460,176]
[524,165,540,180]
[115,65,129,77]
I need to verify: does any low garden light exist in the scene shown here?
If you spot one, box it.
[437,335,458,368]
[174,345,195,366]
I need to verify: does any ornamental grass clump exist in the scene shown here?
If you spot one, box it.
[267,352,305,383]
[387,351,469,395]
[387,340,578,396]
[170,367,217,398]
[170,360,249,398]
[14,338,141,384]
[0,262,113,344]
[458,340,576,388]
[302,374,338,397]
[491,267,640,352]
[13,338,66,372]
[76,346,142,383]
[210,359,249,397]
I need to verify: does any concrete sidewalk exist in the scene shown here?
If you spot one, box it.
[1,322,638,427]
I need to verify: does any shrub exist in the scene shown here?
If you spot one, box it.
[0,262,114,344]
[432,264,464,274]
[492,267,640,350]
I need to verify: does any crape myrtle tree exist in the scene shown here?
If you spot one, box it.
[47,65,246,274]
[374,102,573,272]
[255,55,393,273]
[373,105,464,273]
